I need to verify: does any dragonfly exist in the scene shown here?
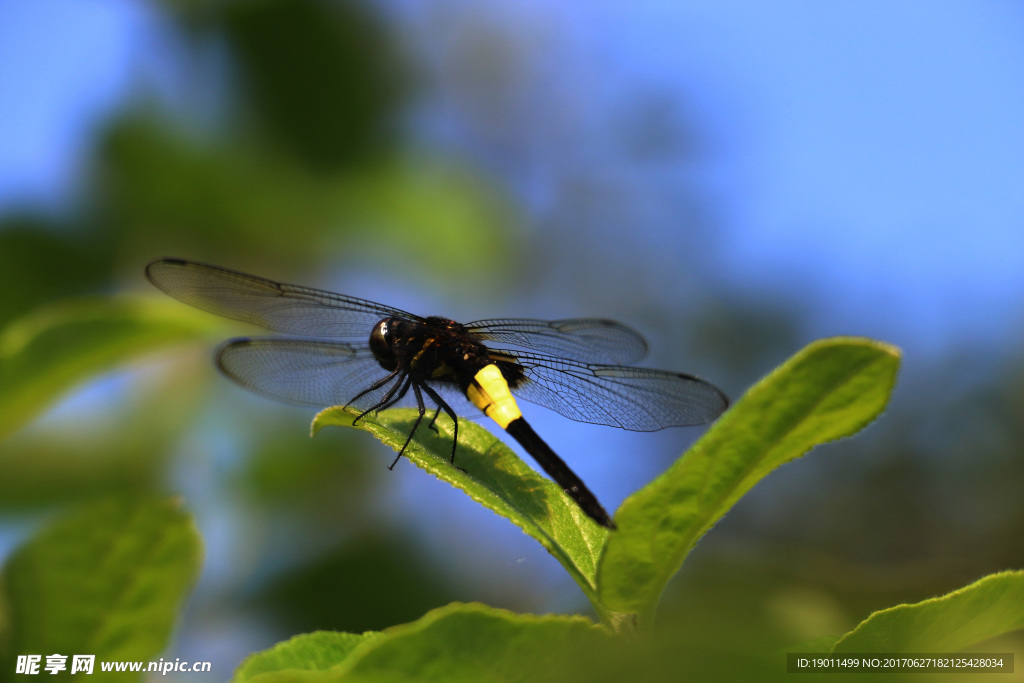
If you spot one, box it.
[146,258,729,529]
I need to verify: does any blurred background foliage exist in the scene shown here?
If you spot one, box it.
[1,0,1023,677]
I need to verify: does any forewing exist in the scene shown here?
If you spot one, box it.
[500,350,728,431]
[147,258,420,337]
[467,318,648,364]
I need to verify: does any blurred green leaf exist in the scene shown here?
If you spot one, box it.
[833,570,1024,653]
[0,296,214,441]
[232,602,610,683]
[597,337,901,629]
[235,631,382,682]
[335,157,518,278]
[237,427,373,508]
[258,534,462,635]
[0,220,115,327]
[2,498,201,678]
[99,119,337,261]
[222,0,405,171]
[0,359,209,510]
[0,438,163,512]
[100,120,514,280]
[233,600,797,683]
[311,408,610,617]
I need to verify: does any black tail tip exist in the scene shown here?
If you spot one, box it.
[592,511,617,530]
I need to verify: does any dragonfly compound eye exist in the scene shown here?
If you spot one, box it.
[370,319,397,368]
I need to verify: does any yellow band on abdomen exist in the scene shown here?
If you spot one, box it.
[465,364,522,429]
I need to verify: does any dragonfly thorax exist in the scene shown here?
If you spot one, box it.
[369,316,490,382]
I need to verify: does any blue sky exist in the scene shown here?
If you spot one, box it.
[0,0,144,209]
[446,0,1024,355]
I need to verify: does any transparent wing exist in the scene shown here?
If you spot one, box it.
[216,338,387,407]
[147,258,421,338]
[215,337,478,416]
[498,350,729,431]
[467,318,649,364]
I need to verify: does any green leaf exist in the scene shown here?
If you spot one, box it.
[597,337,901,628]
[833,570,1024,653]
[311,408,610,616]
[233,602,611,683]
[3,497,202,678]
[235,631,382,681]
[0,296,214,441]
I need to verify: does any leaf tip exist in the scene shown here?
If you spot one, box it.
[310,405,355,437]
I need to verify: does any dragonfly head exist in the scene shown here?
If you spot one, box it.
[370,318,398,371]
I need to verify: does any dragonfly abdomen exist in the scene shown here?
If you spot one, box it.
[505,417,616,530]
[467,364,616,529]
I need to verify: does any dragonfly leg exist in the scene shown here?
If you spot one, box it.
[347,368,401,425]
[426,403,444,433]
[351,371,405,425]
[421,383,459,464]
[389,382,428,469]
